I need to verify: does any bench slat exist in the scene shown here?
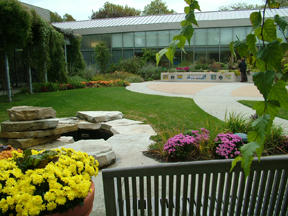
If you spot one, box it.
[242,171,254,215]
[275,170,287,215]
[262,170,276,215]
[248,170,261,216]
[175,175,181,215]
[223,171,232,215]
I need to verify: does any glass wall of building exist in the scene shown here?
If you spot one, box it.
[80,26,262,66]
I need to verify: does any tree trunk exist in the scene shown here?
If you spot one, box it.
[4,51,12,102]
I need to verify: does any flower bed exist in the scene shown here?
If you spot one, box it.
[32,79,130,93]
[0,147,98,216]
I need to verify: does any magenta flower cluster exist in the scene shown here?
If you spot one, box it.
[191,128,210,146]
[163,133,197,154]
[176,67,190,72]
[163,128,210,159]
[215,133,243,159]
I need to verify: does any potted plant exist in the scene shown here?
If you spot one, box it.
[0,146,98,216]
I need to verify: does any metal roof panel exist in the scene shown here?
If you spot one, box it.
[52,8,288,30]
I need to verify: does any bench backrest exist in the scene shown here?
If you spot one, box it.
[102,156,288,216]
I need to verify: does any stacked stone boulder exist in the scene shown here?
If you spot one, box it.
[0,106,78,149]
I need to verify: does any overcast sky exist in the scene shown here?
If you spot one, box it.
[20,0,265,21]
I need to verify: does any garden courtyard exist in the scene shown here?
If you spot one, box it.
[1,81,288,215]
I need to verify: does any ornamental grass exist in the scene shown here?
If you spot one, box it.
[0,148,98,216]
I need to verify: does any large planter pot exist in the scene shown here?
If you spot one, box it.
[48,181,95,216]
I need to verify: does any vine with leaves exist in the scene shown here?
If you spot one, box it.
[156,0,288,177]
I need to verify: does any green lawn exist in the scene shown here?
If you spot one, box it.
[0,87,223,134]
[238,100,288,120]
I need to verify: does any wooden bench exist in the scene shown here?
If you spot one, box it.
[102,156,288,216]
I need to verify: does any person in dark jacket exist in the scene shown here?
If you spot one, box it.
[238,58,247,82]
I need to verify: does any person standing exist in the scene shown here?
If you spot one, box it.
[238,58,247,82]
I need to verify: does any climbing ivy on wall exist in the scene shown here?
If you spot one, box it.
[0,0,85,87]
[67,35,85,76]
[47,30,67,83]
[157,0,288,177]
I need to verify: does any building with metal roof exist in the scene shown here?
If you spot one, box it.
[52,8,288,67]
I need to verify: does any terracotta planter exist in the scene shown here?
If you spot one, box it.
[47,181,95,216]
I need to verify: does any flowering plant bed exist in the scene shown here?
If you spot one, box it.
[0,147,98,216]
[145,128,288,163]
[81,79,130,88]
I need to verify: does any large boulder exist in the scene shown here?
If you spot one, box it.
[7,106,56,121]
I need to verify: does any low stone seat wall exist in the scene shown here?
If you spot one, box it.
[161,72,253,82]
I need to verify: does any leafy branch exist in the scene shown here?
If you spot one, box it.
[157,0,288,177]
[230,0,288,176]
[156,0,201,65]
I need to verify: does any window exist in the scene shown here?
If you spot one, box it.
[207,28,219,46]
[220,28,232,45]
[101,34,111,48]
[135,32,145,47]
[91,35,100,49]
[81,36,90,49]
[112,34,122,48]
[123,49,134,59]
[194,29,207,46]
[123,33,133,48]
[195,47,206,61]
[146,31,157,47]
[233,27,246,41]
[158,31,169,47]
[112,50,122,63]
[207,47,219,62]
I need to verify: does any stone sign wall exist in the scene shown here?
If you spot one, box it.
[161,72,241,82]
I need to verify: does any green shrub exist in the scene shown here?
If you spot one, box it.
[78,66,98,80]
[94,41,111,73]
[264,125,288,155]
[119,57,144,74]
[68,75,87,83]
[124,75,144,83]
[195,64,209,70]
[224,112,253,134]
[140,48,156,63]
[67,80,86,89]
[137,63,163,80]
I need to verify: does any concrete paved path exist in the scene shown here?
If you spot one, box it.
[126,81,288,131]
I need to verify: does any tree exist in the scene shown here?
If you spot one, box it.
[63,13,76,22]
[94,41,111,73]
[90,2,141,19]
[142,0,175,15]
[218,2,263,11]
[50,12,76,22]
[50,11,63,22]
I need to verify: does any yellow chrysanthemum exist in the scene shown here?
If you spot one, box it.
[55,196,66,205]
[44,191,56,202]
[46,201,57,211]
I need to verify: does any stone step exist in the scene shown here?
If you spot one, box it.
[76,111,123,123]
[1,118,59,132]
[7,134,61,149]
[0,124,78,139]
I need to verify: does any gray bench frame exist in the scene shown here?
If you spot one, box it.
[102,156,288,216]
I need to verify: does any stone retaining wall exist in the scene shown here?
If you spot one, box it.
[161,72,253,82]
